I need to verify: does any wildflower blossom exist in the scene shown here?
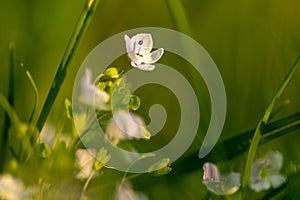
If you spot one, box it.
[80,68,110,110]
[124,33,164,71]
[106,111,150,145]
[75,149,95,179]
[40,122,71,147]
[115,181,148,200]
[0,174,34,200]
[202,162,241,195]
[250,151,286,192]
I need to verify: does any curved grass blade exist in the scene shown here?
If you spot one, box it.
[167,111,300,176]
[0,92,22,130]
[242,55,300,188]
[36,0,101,131]
[0,42,15,172]
[19,63,39,123]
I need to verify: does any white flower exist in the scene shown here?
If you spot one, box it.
[250,151,286,192]
[0,174,35,200]
[80,68,110,110]
[106,111,150,145]
[124,33,164,71]
[75,149,96,179]
[115,181,148,200]
[40,123,56,147]
[40,122,71,147]
[202,162,241,195]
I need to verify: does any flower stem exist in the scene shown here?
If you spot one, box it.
[81,169,96,198]
[36,0,101,132]
[20,63,39,124]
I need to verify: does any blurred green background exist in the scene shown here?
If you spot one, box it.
[1,0,300,199]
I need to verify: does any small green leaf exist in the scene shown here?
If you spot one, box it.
[104,67,119,79]
[37,143,52,159]
[129,95,141,111]
[64,98,73,119]
[142,128,151,140]
[148,158,172,176]
[93,147,111,171]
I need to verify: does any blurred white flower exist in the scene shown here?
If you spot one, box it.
[202,162,241,195]
[40,123,56,147]
[75,149,96,180]
[124,33,164,71]
[40,122,71,147]
[80,68,110,110]
[115,181,148,200]
[0,174,34,200]
[106,111,150,145]
[250,151,286,192]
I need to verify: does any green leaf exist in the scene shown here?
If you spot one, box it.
[129,95,141,111]
[0,92,22,128]
[148,158,172,176]
[242,55,300,189]
[93,147,111,171]
[64,98,73,119]
[103,67,119,79]
[36,0,101,132]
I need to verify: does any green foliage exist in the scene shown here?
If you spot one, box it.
[148,158,172,176]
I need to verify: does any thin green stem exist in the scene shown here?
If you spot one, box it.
[81,169,96,198]
[242,55,300,189]
[36,0,101,132]
[20,63,39,123]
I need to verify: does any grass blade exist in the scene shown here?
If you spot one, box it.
[20,63,39,124]
[0,92,21,130]
[165,0,192,35]
[36,0,101,131]
[169,112,300,175]
[242,55,300,188]
[0,42,15,172]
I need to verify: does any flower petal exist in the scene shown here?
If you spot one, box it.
[135,64,156,71]
[202,163,241,195]
[131,33,153,55]
[203,162,221,182]
[266,151,283,171]
[250,177,271,192]
[268,174,286,188]
[124,34,133,53]
[75,149,95,179]
[106,111,148,144]
[80,68,110,110]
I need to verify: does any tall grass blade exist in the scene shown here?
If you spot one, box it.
[36,0,101,131]
[242,55,300,188]
[165,0,192,36]
[0,42,15,172]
